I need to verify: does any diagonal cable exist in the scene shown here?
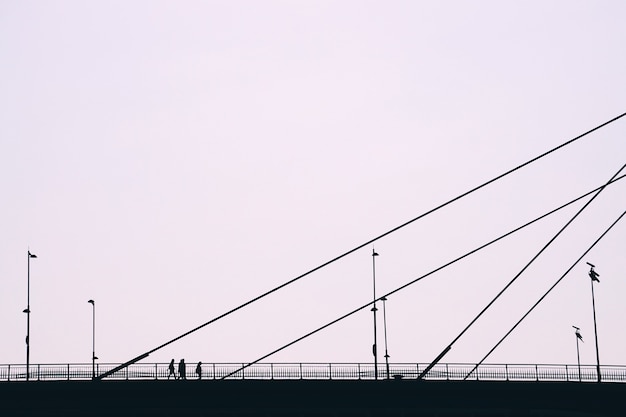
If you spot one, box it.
[220,175,625,379]
[464,208,626,380]
[98,112,626,379]
[417,161,626,380]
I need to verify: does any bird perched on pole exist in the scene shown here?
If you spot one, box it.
[586,262,600,282]
[573,326,584,342]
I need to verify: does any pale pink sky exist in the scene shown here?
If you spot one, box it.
[1,1,625,369]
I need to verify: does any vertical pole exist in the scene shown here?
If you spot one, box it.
[92,301,96,379]
[371,249,379,380]
[381,296,390,379]
[591,280,601,382]
[25,251,36,381]
[88,300,96,379]
[26,251,30,381]
[576,334,581,382]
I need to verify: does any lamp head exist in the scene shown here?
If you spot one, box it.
[28,251,37,258]
[88,299,95,305]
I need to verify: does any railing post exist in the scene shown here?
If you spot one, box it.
[358,363,361,380]
[505,364,509,381]
[7,364,10,382]
[242,363,245,380]
[299,363,303,380]
[271,363,274,380]
[155,363,158,380]
[67,364,70,381]
[213,363,216,380]
[535,364,539,382]
[446,363,449,381]
[329,363,332,380]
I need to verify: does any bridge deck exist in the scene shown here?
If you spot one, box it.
[1,379,624,416]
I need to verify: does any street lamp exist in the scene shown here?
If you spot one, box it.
[88,300,98,379]
[371,248,379,380]
[381,296,391,380]
[573,325,583,382]
[586,262,601,383]
[25,250,37,381]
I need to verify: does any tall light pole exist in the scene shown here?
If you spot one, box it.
[586,262,601,382]
[371,248,379,380]
[88,300,97,379]
[381,296,391,380]
[573,325,583,382]
[24,250,37,381]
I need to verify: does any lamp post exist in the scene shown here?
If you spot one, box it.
[381,296,390,380]
[88,300,97,379]
[24,250,37,381]
[573,325,583,382]
[586,262,601,383]
[371,248,379,380]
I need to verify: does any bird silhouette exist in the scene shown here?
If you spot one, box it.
[572,326,584,342]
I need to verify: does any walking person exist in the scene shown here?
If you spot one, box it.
[178,359,187,380]
[196,362,202,380]
[168,359,177,380]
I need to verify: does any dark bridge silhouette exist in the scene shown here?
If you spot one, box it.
[2,379,625,416]
[5,114,626,416]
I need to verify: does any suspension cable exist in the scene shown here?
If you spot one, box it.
[464,208,626,380]
[417,161,625,380]
[97,112,626,380]
[220,174,625,379]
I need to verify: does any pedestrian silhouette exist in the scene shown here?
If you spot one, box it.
[196,362,202,380]
[178,359,186,380]
[168,359,177,380]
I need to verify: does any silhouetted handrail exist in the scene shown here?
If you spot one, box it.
[5,362,626,383]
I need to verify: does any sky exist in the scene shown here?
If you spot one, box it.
[1,1,625,372]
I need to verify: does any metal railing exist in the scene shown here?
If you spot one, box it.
[1,362,625,382]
